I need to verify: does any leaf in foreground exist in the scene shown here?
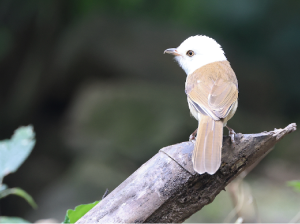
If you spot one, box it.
[0,216,30,223]
[0,187,37,208]
[287,180,300,192]
[0,126,36,179]
[63,201,99,223]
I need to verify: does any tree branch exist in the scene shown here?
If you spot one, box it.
[76,123,297,223]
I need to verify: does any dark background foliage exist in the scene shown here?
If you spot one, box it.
[0,0,299,222]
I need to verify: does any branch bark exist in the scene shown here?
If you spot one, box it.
[76,123,297,223]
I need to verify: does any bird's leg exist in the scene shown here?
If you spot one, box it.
[189,128,198,141]
[226,126,236,144]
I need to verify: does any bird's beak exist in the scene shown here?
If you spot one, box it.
[164,48,181,56]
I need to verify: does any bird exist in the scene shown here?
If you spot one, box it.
[164,35,238,175]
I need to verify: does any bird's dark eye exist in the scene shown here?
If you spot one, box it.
[186,50,195,57]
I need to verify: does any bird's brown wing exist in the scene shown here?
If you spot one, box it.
[186,61,238,119]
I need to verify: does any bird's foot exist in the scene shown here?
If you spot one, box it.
[189,128,198,141]
[226,126,236,144]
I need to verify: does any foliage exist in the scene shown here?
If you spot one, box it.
[0,126,36,179]
[287,180,300,193]
[0,216,31,223]
[63,201,99,224]
[0,126,36,222]
[0,187,37,208]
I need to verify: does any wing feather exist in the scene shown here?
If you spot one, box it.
[186,61,238,119]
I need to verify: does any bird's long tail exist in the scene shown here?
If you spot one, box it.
[192,115,223,174]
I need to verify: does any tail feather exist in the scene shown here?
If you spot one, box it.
[192,115,223,174]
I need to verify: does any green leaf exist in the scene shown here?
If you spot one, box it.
[62,214,70,224]
[287,180,300,192]
[63,201,99,224]
[0,126,35,179]
[0,216,30,223]
[0,187,37,209]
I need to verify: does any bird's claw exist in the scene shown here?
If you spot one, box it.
[189,128,198,141]
[226,126,236,144]
[229,131,236,144]
[189,133,196,141]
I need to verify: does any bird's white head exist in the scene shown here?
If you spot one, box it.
[164,35,226,75]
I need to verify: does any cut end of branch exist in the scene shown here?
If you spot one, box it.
[272,123,297,140]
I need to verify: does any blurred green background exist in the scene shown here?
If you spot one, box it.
[0,0,299,222]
